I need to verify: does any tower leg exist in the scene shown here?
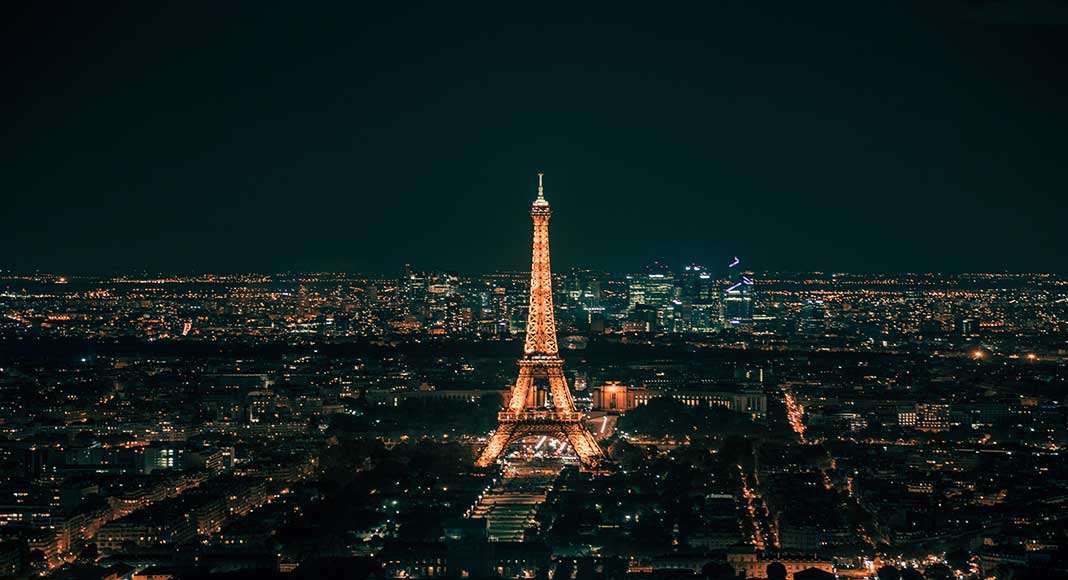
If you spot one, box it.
[562,422,604,468]
[546,365,576,411]
[475,423,519,468]
[508,365,536,412]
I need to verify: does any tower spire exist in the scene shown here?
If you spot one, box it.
[537,172,545,202]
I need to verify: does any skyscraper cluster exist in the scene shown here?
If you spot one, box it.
[622,258,754,332]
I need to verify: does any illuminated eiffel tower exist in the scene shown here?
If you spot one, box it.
[475,174,604,469]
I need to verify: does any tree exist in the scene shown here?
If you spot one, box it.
[877,565,901,580]
[78,542,99,562]
[945,549,970,572]
[28,549,48,573]
[701,561,736,580]
[607,438,647,471]
[924,563,952,580]
[795,569,836,580]
[766,562,788,580]
[397,508,445,542]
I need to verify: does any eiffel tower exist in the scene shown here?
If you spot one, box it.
[475,174,604,469]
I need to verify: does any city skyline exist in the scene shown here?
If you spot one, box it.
[2,203,1064,578]
[3,3,1068,579]
[3,264,1065,278]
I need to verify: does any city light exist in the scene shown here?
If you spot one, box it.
[3,5,1065,575]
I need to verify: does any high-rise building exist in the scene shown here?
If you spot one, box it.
[958,317,980,337]
[916,403,951,432]
[402,266,429,321]
[680,264,715,304]
[722,257,754,329]
[680,264,718,332]
[489,286,509,335]
[143,445,184,474]
[566,269,603,313]
[798,299,827,335]
[627,262,678,331]
[564,269,605,333]
[628,261,675,310]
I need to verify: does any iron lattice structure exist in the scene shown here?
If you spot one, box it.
[475,174,604,469]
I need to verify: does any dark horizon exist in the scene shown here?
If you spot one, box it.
[4,1,1068,275]
[1,266,1061,279]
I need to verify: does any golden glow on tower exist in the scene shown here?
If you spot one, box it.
[523,176,558,357]
[475,174,604,469]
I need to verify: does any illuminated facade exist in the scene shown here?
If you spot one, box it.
[475,175,604,469]
[592,381,767,418]
[722,256,754,328]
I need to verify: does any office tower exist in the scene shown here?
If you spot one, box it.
[680,263,718,332]
[722,257,754,329]
[798,299,828,335]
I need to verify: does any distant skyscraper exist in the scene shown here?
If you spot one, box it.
[680,264,715,304]
[628,261,675,310]
[566,269,604,331]
[798,299,827,335]
[628,261,678,330]
[680,264,718,332]
[402,266,428,321]
[722,257,754,329]
[491,286,508,323]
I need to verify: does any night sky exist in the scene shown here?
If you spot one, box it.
[4,1,1068,275]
